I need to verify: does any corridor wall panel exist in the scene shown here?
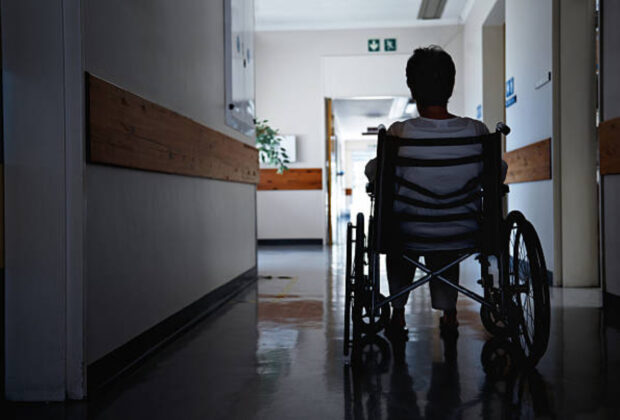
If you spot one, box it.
[85,167,256,363]
[602,0,620,296]
[600,117,620,175]
[505,0,555,271]
[503,138,552,184]
[83,0,257,364]
[257,190,325,240]
[258,168,322,190]
[2,0,85,400]
[87,74,259,184]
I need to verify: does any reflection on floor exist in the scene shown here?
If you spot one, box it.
[5,245,620,419]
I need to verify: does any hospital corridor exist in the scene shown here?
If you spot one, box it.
[2,0,620,419]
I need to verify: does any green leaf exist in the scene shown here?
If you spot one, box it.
[255,117,290,175]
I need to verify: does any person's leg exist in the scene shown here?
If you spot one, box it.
[386,251,417,330]
[426,253,460,327]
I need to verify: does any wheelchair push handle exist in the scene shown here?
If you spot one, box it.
[495,122,511,136]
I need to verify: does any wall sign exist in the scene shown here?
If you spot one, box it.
[368,39,380,52]
[476,104,482,120]
[384,38,397,52]
[506,77,515,98]
[506,77,517,108]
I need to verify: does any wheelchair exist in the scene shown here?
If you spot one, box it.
[343,123,551,366]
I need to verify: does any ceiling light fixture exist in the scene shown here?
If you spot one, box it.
[418,0,448,20]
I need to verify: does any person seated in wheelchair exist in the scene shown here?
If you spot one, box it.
[365,46,507,339]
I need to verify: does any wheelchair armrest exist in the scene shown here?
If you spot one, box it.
[366,182,375,196]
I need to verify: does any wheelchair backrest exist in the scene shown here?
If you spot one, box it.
[373,129,503,254]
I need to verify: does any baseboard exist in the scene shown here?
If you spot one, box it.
[87,266,257,395]
[258,239,323,246]
[604,291,620,330]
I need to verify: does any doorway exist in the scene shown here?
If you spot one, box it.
[482,0,505,131]
[326,96,417,244]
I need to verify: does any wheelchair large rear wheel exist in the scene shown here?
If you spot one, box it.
[343,222,353,356]
[503,211,550,365]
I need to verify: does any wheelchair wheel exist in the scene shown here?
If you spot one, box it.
[503,211,551,365]
[352,213,365,344]
[480,304,508,336]
[351,334,391,372]
[358,294,390,335]
[343,222,353,356]
[481,337,522,379]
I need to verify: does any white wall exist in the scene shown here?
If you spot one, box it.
[83,0,257,363]
[505,0,556,272]
[602,0,620,296]
[256,26,463,240]
[2,0,85,400]
[482,23,505,128]
[86,168,256,362]
[84,0,252,147]
[462,0,499,119]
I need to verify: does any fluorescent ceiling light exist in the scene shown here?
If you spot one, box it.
[418,0,448,19]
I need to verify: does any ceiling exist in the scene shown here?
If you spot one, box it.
[256,0,472,31]
[332,97,418,141]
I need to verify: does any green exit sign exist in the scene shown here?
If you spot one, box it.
[368,39,380,52]
[384,38,397,52]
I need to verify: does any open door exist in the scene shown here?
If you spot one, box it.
[325,98,334,245]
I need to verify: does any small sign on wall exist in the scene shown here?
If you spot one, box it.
[476,104,482,120]
[368,39,380,52]
[506,77,515,98]
[367,38,397,52]
[384,38,397,52]
[506,77,517,108]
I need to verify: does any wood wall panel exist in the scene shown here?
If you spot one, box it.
[600,117,620,175]
[87,74,259,184]
[258,168,322,190]
[503,138,551,184]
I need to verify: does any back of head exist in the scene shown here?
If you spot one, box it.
[406,46,456,107]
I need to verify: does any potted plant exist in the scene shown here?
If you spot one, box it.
[255,119,290,174]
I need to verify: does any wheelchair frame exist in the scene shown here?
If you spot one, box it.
[343,124,550,366]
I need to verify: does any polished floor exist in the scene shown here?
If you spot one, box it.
[6,245,620,419]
